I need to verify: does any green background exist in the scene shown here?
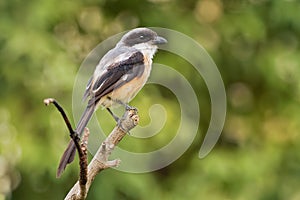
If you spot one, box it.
[1,0,300,199]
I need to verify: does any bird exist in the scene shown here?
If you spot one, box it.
[56,27,167,178]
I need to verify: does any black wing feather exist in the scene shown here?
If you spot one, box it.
[89,51,144,106]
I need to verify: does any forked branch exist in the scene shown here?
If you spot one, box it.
[44,98,139,200]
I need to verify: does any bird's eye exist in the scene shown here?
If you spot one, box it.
[139,35,144,40]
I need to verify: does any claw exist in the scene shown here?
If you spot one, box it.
[125,104,138,112]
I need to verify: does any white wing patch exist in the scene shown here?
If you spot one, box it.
[122,74,128,81]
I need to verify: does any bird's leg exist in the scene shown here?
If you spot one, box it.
[106,108,119,123]
[106,107,129,134]
[111,100,138,135]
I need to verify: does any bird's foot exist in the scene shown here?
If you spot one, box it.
[125,104,138,112]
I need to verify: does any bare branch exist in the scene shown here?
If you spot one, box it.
[44,98,90,199]
[44,98,74,134]
[78,128,89,199]
[64,108,139,200]
[43,98,87,157]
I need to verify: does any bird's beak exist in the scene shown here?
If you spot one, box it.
[153,36,168,45]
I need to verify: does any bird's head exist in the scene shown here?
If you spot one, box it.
[118,28,167,53]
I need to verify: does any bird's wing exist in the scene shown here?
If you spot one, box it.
[87,50,145,106]
[82,46,132,101]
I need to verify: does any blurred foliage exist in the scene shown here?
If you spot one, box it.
[1,0,300,199]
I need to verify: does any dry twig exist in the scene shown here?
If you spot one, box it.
[64,108,139,200]
[44,98,89,199]
[44,98,139,200]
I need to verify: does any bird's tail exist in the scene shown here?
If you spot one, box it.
[56,104,95,178]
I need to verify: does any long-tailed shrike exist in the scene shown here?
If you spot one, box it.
[57,28,167,177]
